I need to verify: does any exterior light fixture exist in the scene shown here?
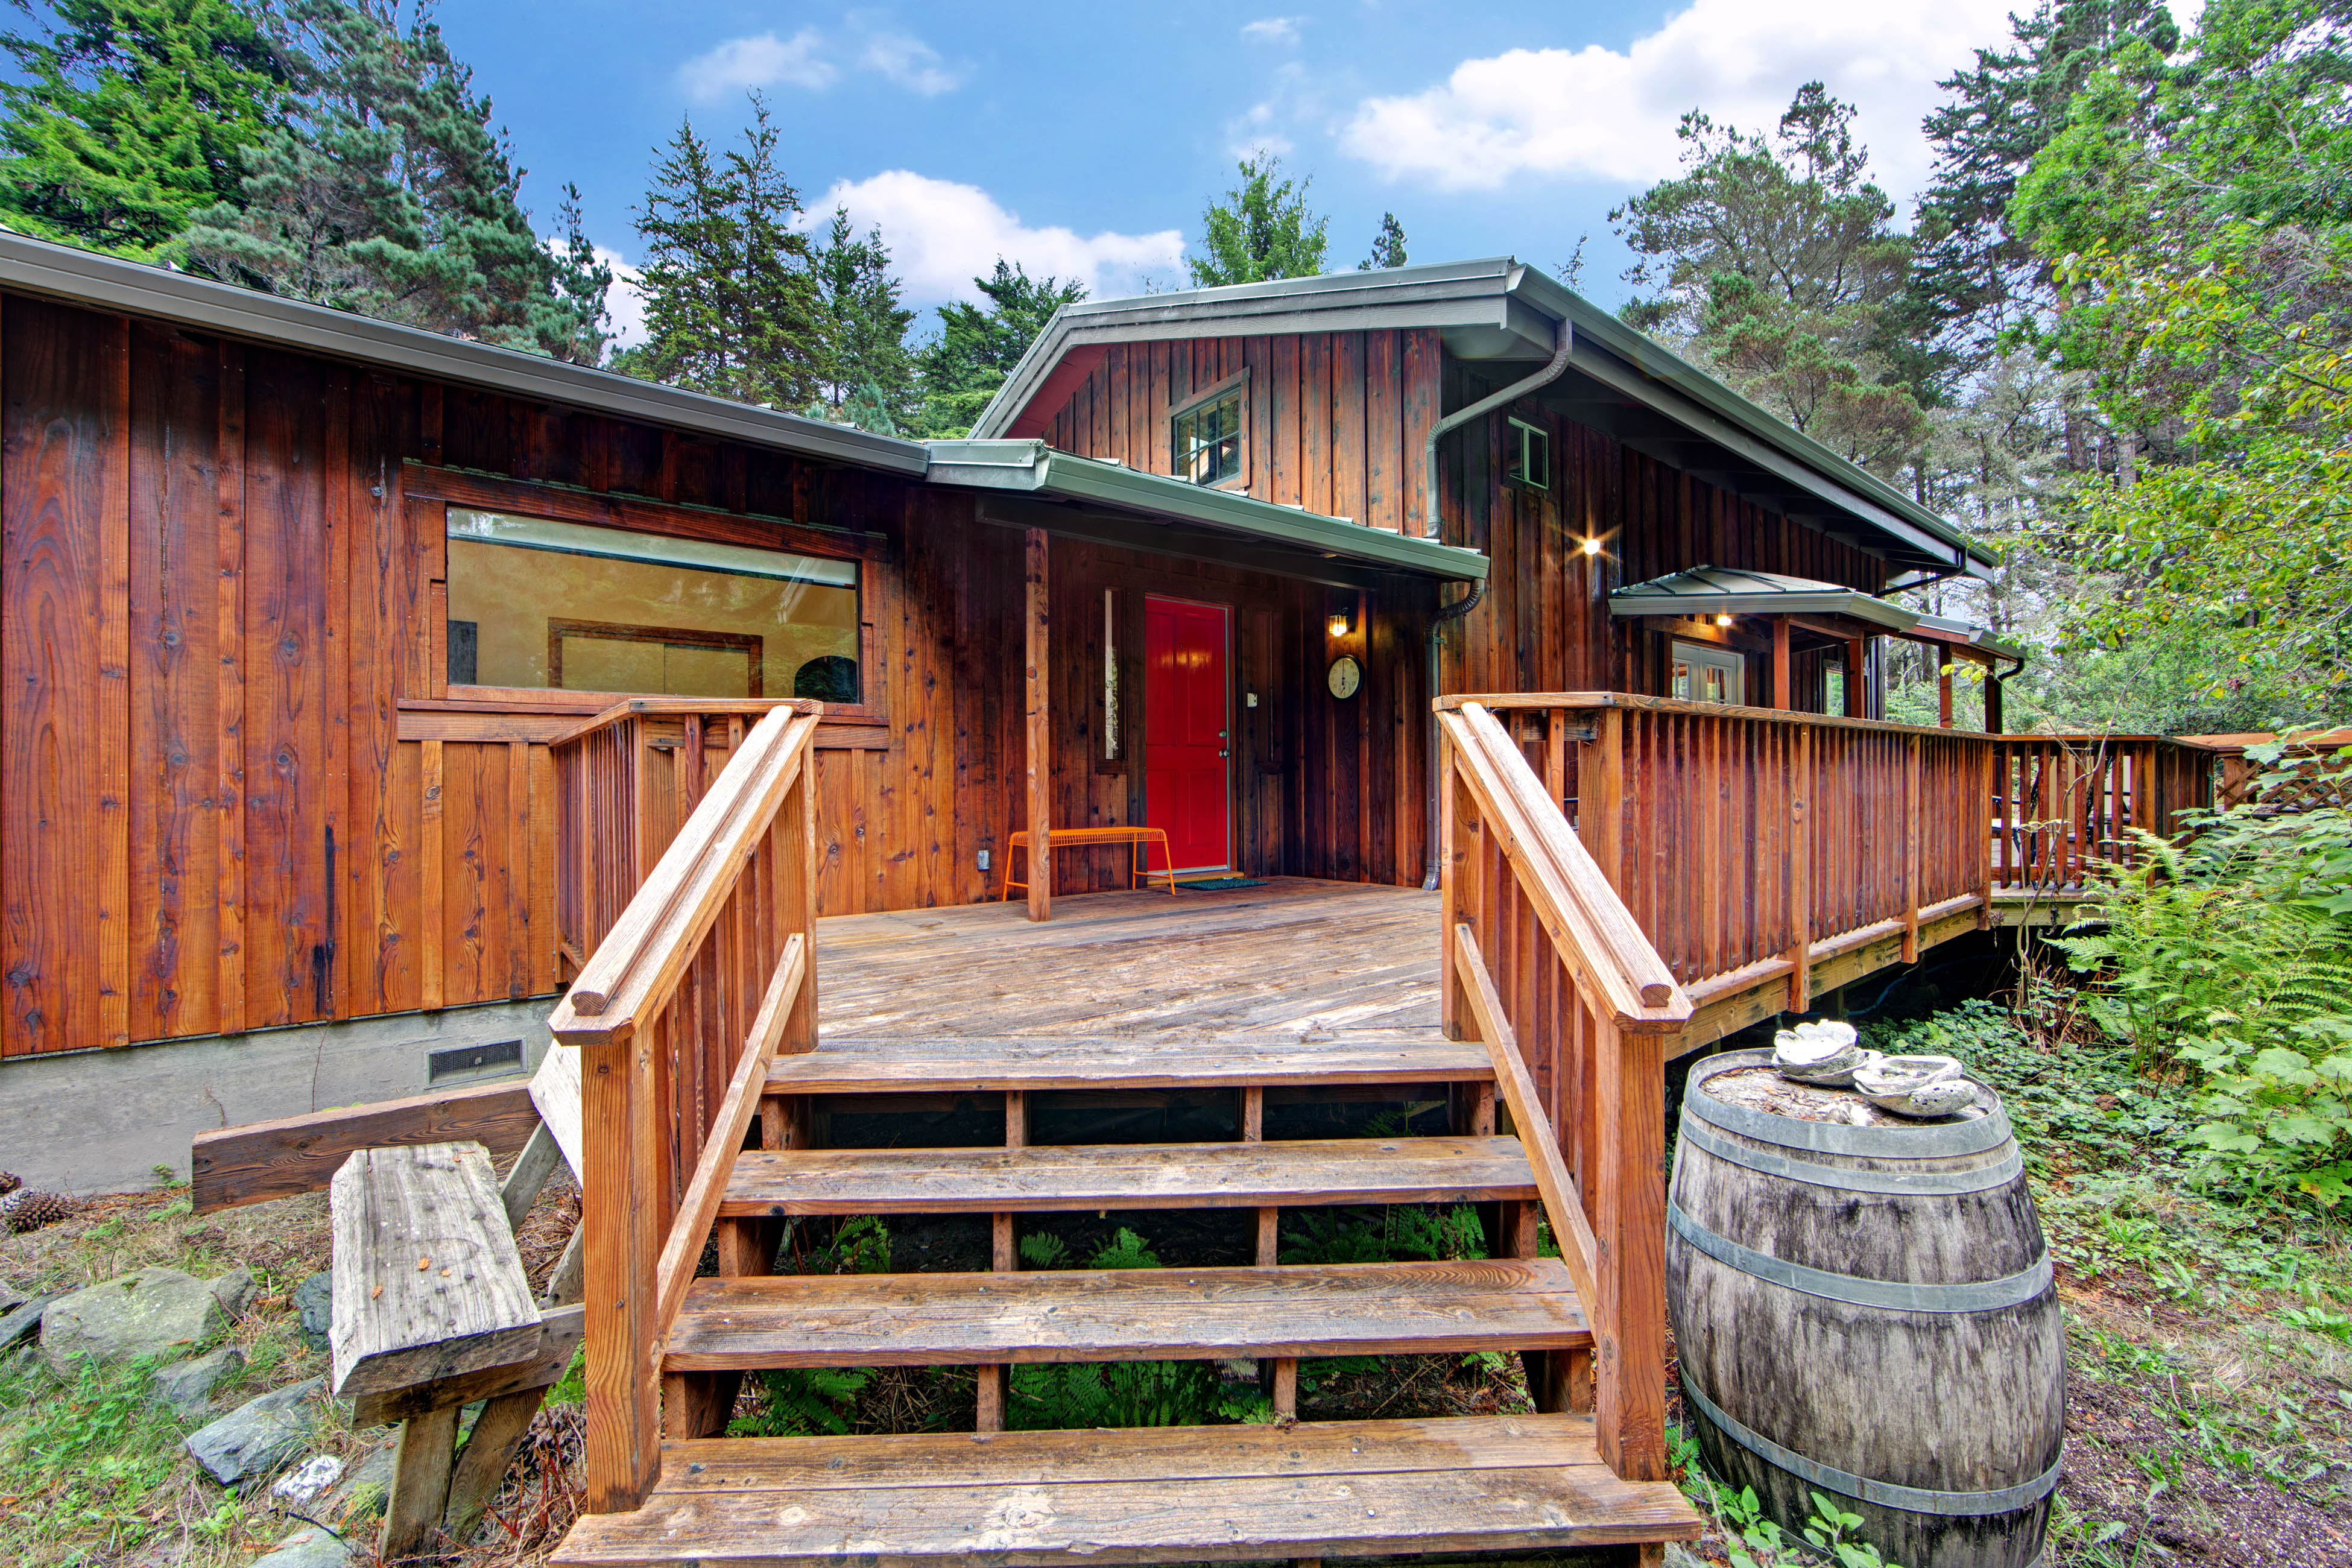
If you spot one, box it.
[1581,536,1604,556]
[1328,610,1352,637]
[1716,614,1734,627]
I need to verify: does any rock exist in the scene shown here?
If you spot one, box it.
[0,1293,54,1351]
[292,1271,332,1353]
[184,1377,323,1485]
[40,1268,227,1376]
[0,1280,25,1313]
[271,1452,344,1503]
[321,1438,397,1524]
[244,1525,355,1568]
[209,1266,256,1321]
[151,1345,244,1421]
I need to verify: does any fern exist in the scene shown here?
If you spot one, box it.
[1007,1361,1222,1430]
[1086,1228,1162,1269]
[1017,1232,1070,1269]
[730,1368,870,1436]
[1281,1206,1488,1265]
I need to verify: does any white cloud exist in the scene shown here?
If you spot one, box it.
[808,171,1185,303]
[597,247,648,351]
[678,18,963,102]
[1241,16,1304,44]
[859,29,963,95]
[678,28,833,101]
[1341,0,2042,200]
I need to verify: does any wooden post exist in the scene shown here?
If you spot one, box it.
[979,1089,1026,1432]
[1024,528,1052,922]
[580,1029,662,1512]
[1788,725,1812,1015]
[1938,663,1955,729]
[1843,639,1866,719]
[1592,1021,1668,1481]
[1590,707,1625,893]
[1984,666,2004,735]
[1771,616,1791,710]
[1902,733,1922,964]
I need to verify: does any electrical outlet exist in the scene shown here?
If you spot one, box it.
[1246,691,1259,708]
[978,848,991,871]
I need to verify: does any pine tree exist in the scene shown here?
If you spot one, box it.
[1612,83,1926,476]
[0,0,294,259]
[178,0,608,361]
[1359,212,1407,270]
[807,208,917,432]
[1187,153,1329,287]
[619,96,819,406]
[1908,0,2183,376]
[912,258,1086,437]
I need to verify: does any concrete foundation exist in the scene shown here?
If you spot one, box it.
[0,1000,558,1196]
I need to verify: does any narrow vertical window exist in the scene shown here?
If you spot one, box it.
[1103,587,1121,759]
[1171,376,1248,487]
[1506,417,1551,491]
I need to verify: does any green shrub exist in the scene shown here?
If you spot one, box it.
[2059,738,2352,1203]
[1085,1228,1161,1269]
[1279,1205,1487,1265]
[729,1368,869,1436]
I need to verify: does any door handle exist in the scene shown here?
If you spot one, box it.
[1219,750,1229,758]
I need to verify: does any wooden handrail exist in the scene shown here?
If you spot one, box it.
[545,698,822,1513]
[1438,700,1687,1485]
[545,696,794,750]
[1452,923,1602,1308]
[559,705,819,1020]
[651,932,806,1342]
[1443,689,2224,749]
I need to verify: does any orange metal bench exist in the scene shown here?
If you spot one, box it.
[999,826,1178,900]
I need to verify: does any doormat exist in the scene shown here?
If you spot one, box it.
[1176,876,1266,891]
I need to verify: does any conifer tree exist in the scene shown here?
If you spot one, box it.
[808,208,917,431]
[0,0,294,259]
[179,0,609,361]
[1359,212,1408,270]
[1187,153,1329,287]
[912,258,1086,436]
[620,95,819,407]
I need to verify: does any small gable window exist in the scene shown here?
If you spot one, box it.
[1172,376,1247,487]
[1506,417,1551,491]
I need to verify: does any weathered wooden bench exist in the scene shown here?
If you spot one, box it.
[193,1046,589,1558]
[997,824,1178,900]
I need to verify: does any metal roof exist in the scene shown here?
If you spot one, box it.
[0,229,932,475]
[973,257,1993,578]
[1610,567,2026,661]
[925,440,1488,582]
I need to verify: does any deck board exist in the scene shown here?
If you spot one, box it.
[551,1415,1702,1566]
[663,1259,1590,1370]
[814,879,1445,1044]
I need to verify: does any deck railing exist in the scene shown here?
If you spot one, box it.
[548,698,788,973]
[1438,700,1692,1482]
[546,700,822,1511]
[1447,694,2216,1013]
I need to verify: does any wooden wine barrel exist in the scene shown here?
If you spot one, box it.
[1668,1049,2065,1568]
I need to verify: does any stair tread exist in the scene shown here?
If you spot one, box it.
[551,1414,1702,1565]
[764,1034,1493,1093]
[665,1258,1588,1371]
[719,1135,1535,1217]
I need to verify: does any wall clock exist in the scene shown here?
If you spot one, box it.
[1327,654,1362,699]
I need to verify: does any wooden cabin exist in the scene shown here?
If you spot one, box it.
[11,236,2216,1565]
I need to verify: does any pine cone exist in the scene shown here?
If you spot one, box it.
[1,1189,70,1233]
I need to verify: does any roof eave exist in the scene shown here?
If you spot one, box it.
[0,230,931,475]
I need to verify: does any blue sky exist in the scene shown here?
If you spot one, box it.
[435,0,2047,347]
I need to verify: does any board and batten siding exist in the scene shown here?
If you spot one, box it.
[1,292,1421,1058]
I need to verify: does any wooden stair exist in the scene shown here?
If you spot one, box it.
[554,1414,1698,1566]
[552,1035,1701,1566]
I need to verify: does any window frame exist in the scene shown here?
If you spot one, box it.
[1671,639,1746,706]
[1506,416,1551,492]
[1169,370,1252,492]
[425,487,885,727]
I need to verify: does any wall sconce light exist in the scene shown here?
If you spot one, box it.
[1716,613,1734,627]
[1581,536,1604,557]
[1327,609,1353,638]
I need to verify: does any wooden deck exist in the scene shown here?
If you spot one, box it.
[813,877,1447,1044]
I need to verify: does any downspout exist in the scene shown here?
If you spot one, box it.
[1421,318,1575,891]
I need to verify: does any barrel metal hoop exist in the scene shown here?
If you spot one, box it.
[1680,1376,2064,1518]
[1669,1200,2054,1314]
[1678,1111,2026,1197]
[1686,1049,2014,1158]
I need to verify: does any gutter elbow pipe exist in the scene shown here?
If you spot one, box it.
[1420,320,1575,891]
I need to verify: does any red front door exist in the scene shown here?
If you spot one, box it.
[1145,596,1231,874]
